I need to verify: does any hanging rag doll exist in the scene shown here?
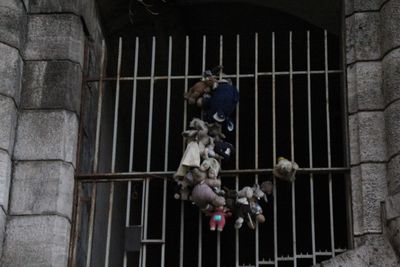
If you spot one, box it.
[273,157,299,182]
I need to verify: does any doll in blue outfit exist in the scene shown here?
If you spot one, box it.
[202,79,239,131]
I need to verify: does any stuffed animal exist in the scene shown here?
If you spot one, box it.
[174,172,194,201]
[191,167,221,188]
[199,158,220,179]
[202,80,239,131]
[191,182,226,211]
[234,184,267,229]
[183,118,214,159]
[206,206,232,231]
[184,75,218,106]
[273,157,299,182]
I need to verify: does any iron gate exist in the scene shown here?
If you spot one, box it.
[70,31,350,267]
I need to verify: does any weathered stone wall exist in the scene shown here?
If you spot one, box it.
[316,0,400,265]
[0,0,104,266]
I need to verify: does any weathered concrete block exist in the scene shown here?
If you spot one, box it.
[360,163,387,233]
[316,235,399,267]
[0,43,23,104]
[0,96,17,153]
[382,48,400,105]
[387,216,400,257]
[380,0,400,55]
[347,62,383,113]
[24,14,84,66]
[346,12,380,65]
[385,100,400,158]
[388,154,400,195]
[351,165,363,235]
[2,215,70,267]
[358,111,387,162]
[0,0,26,49]
[351,163,387,235]
[385,191,400,220]
[10,161,74,219]
[354,234,400,266]
[345,0,381,15]
[348,114,360,165]
[0,150,11,212]
[14,110,79,165]
[22,61,82,114]
[28,0,78,13]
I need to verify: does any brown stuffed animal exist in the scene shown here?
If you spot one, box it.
[184,77,217,106]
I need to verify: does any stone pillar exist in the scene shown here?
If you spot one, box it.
[0,1,103,266]
[314,0,400,265]
[0,0,25,259]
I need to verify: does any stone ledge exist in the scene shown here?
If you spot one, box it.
[24,14,84,66]
[22,60,82,114]
[346,12,381,65]
[0,95,17,154]
[0,42,23,105]
[2,215,70,267]
[14,110,79,166]
[10,160,74,220]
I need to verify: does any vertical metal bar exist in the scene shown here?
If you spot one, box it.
[70,182,82,267]
[139,180,146,267]
[143,36,157,267]
[105,37,123,267]
[198,34,206,267]
[216,34,223,267]
[180,36,190,267]
[124,36,139,267]
[235,34,240,267]
[289,31,297,267]
[307,31,317,265]
[254,32,259,267]
[86,40,106,267]
[272,32,278,267]
[324,30,335,257]
[161,36,173,267]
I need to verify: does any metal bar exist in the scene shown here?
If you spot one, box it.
[254,32,259,267]
[77,167,350,181]
[289,31,297,267]
[124,35,139,267]
[307,31,317,265]
[105,37,123,267]
[142,36,157,267]
[180,36,190,267]
[272,32,278,267]
[84,70,343,82]
[70,182,82,267]
[324,30,336,257]
[139,180,146,267]
[216,34,223,267]
[142,239,165,243]
[235,33,240,267]
[198,34,206,267]
[161,36,173,267]
[85,39,106,267]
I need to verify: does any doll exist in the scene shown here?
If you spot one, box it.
[207,206,231,231]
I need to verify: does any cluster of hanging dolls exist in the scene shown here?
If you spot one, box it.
[174,66,299,232]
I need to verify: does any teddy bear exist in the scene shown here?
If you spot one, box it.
[206,206,232,232]
[174,171,194,201]
[202,80,239,131]
[273,157,299,182]
[184,74,218,106]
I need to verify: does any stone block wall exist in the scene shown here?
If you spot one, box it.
[0,0,104,266]
[317,0,400,265]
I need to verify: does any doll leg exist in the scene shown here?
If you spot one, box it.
[209,219,217,231]
[217,217,226,231]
